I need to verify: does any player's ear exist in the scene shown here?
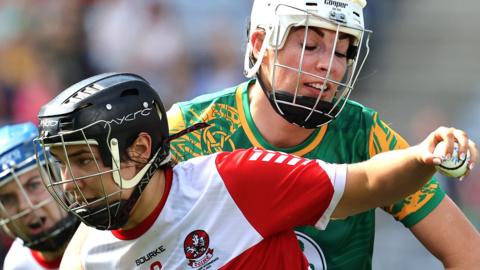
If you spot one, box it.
[251,30,266,59]
[127,132,152,165]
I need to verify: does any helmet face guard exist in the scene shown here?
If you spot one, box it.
[35,121,169,230]
[244,0,373,128]
[0,123,78,251]
[35,73,170,230]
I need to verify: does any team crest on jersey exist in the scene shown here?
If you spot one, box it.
[184,230,217,268]
[296,231,327,270]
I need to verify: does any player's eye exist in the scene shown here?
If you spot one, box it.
[335,51,347,58]
[71,154,95,168]
[300,43,317,51]
[25,179,43,194]
[0,194,17,210]
[79,157,93,166]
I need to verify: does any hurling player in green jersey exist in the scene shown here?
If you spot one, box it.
[168,0,480,269]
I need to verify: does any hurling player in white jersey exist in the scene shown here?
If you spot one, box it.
[0,122,79,270]
[33,73,477,270]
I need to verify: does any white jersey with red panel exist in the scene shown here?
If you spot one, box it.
[81,148,347,270]
[3,238,60,270]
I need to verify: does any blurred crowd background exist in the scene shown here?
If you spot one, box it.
[0,0,478,269]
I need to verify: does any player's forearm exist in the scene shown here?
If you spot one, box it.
[364,146,436,202]
[334,147,436,218]
[410,196,480,270]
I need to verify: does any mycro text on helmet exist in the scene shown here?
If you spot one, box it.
[104,107,152,127]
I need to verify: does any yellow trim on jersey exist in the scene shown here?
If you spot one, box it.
[295,126,328,156]
[235,86,262,147]
[368,113,409,157]
[385,180,440,221]
[235,86,328,156]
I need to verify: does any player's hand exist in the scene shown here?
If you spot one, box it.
[415,126,477,172]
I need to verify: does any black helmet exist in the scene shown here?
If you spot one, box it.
[35,73,170,230]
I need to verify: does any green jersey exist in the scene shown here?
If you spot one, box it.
[167,80,445,270]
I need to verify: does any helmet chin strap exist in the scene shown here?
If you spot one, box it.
[78,139,171,230]
[110,138,171,189]
[256,72,338,129]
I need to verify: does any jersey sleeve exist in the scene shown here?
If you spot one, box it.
[368,113,446,227]
[167,103,198,163]
[214,148,346,238]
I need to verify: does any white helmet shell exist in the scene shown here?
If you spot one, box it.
[250,0,366,50]
[244,0,372,128]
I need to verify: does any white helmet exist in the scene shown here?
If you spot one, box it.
[244,0,372,128]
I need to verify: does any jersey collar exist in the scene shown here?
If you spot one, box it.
[30,250,62,269]
[112,168,173,240]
